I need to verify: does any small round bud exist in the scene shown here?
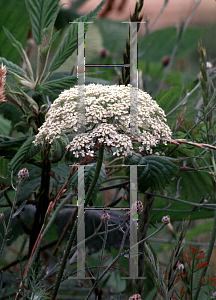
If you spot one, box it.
[162,215,170,225]
[137,201,143,215]
[125,211,130,221]
[17,168,29,182]
[178,263,184,272]
[206,62,212,69]
[129,294,142,300]
[101,212,110,223]
[100,48,109,58]
[161,56,170,67]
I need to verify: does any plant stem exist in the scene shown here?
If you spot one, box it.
[86,223,130,300]
[102,176,129,183]
[51,147,104,299]
[0,181,22,260]
[96,221,108,280]
[193,209,216,300]
[29,144,51,258]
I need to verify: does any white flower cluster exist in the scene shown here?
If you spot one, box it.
[33,84,172,157]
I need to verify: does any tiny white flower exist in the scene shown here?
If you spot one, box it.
[33,84,172,157]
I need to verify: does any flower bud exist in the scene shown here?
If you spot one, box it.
[162,215,170,225]
[178,263,184,272]
[18,168,29,182]
[101,212,110,223]
[125,211,130,221]
[129,294,142,300]
[137,201,143,215]
[206,61,212,69]
[100,48,110,58]
[161,56,170,67]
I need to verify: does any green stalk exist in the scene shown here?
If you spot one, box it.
[96,221,108,280]
[29,144,51,258]
[51,146,104,300]
[0,180,22,260]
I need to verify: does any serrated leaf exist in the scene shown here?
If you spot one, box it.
[15,87,39,115]
[12,200,27,218]
[150,169,216,223]
[50,135,68,163]
[0,135,28,158]
[139,27,207,64]
[0,115,11,136]
[156,87,182,115]
[41,75,77,90]
[37,29,61,83]
[25,0,60,45]
[8,136,42,174]
[0,0,30,65]
[126,153,179,192]
[0,57,26,77]
[49,0,106,72]
[3,27,34,81]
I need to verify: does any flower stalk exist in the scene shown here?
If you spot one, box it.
[51,147,104,299]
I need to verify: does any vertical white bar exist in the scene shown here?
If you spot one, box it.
[77,166,85,278]
[130,165,138,279]
[77,23,85,278]
[130,22,138,138]
[77,22,85,133]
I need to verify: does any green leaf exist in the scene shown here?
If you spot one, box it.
[0,205,36,247]
[0,135,29,158]
[3,27,34,81]
[37,29,61,83]
[8,136,42,174]
[139,27,208,64]
[41,75,77,90]
[50,135,68,163]
[25,0,60,45]
[155,80,198,126]
[0,158,9,178]
[49,0,106,72]
[94,18,128,54]
[0,0,30,65]
[156,87,182,115]
[126,153,179,192]
[150,170,215,222]
[0,57,26,77]
[85,163,107,205]
[69,162,107,206]
[0,115,11,136]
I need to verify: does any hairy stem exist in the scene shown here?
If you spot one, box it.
[29,144,51,258]
[51,147,104,299]
[0,179,22,260]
